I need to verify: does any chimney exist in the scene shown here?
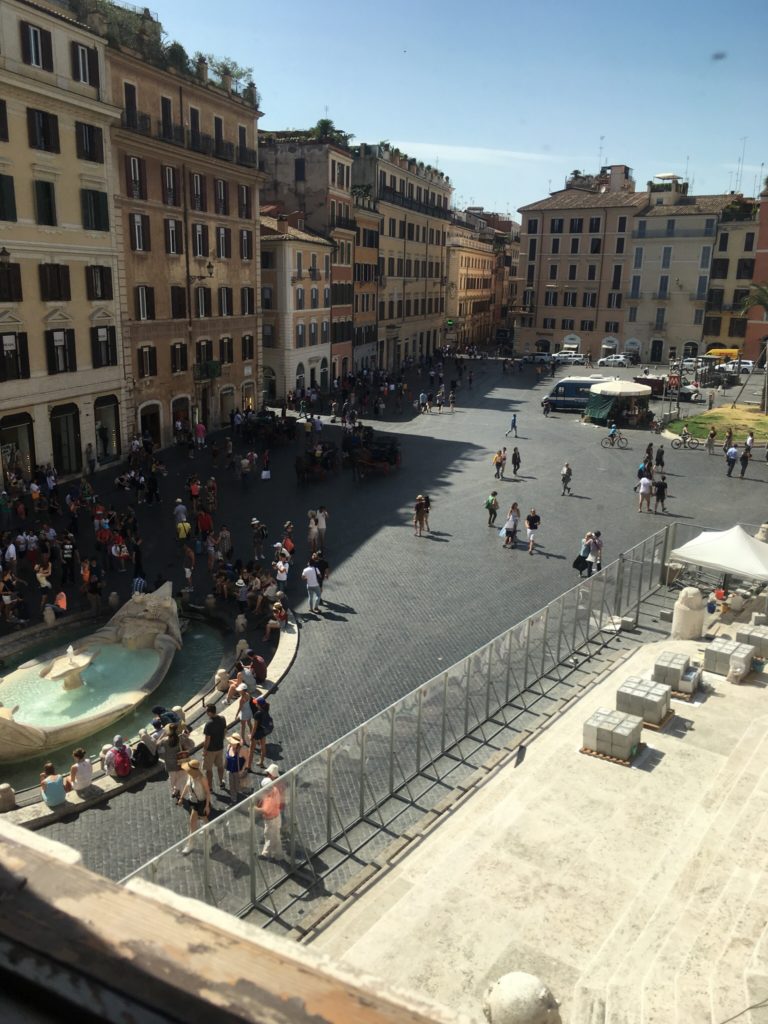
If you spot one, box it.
[196,56,208,83]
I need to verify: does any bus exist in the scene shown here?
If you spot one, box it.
[542,375,609,411]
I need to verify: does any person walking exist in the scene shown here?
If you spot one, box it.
[705,427,717,456]
[586,530,603,576]
[492,450,504,479]
[506,413,518,438]
[179,758,211,855]
[739,447,751,479]
[202,704,226,792]
[422,495,432,532]
[725,443,738,477]
[525,508,541,555]
[413,495,427,537]
[637,474,652,512]
[654,446,665,472]
[225,733,246,803]
[316,505,329,550]
[258,764,285,859]
[501,504,519,548]
[511,447,521,477]
[653,474,668,513]
[485,491,499,527]
[302,557,323,611]
[561,463,572,495]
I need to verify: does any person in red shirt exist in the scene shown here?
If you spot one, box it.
[196,508,213,540]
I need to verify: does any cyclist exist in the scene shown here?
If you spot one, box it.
[680,422,691,445]
[608,422,618,446]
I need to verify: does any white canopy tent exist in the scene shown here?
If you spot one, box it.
[669,525,768,582]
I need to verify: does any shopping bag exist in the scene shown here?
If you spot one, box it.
[261,469,271,480]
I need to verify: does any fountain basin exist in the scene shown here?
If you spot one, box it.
[0,583,182,762]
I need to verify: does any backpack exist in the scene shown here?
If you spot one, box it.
[113,746,132,778]
[484,496,494,509]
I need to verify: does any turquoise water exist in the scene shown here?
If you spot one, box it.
[0,626,225,790]
[1,646,162,727]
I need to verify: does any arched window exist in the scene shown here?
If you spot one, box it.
[295,362,305,393]
[319,358,329,391]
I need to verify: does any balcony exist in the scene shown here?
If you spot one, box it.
[689,293,707,302]
[632,226,716,239]
[378,185,452,222]
[625,291,643,300]
[122,110,152,135]
[156,120,185,146]
[236,144,258,168]
[122,110,257,169]
[652,291,671,301]
[332,216,358,232]
[308,267,321,280]
[193,360,222,381]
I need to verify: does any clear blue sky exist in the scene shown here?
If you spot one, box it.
[149,0,767,217]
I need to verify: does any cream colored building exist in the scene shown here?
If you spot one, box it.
[352,144,452,368]
[0,0,126,479]
[702,197,757,353]
[445,215,495,348]
[352,196,379,369]
[260,213,334,399]
[628,178,737,363]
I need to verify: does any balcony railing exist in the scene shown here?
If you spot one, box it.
[236,144,258,168]
[632,226,716,239]
[123,110,256,170]
[193,360,222,381]
[156,120,185,146]
[121,110,152,134]
[378,185,452,222]
[705,301,723,312]
[625,291,643,300]
[332,216,357,231]
[652,291,671,301]
[689,293,707,302]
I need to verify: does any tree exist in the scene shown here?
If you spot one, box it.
[739,283,768,319]
[309,119,354,146]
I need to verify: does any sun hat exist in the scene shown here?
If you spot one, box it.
[235,682,248,692]
[230,732,242,743]
[235,578,246,588]
[181,758,201,772]
[265,764,280,778]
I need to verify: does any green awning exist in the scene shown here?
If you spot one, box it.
[583,394,616,424]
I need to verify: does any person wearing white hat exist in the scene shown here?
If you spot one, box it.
[179,758,210,854]
[258,764,285,858]
[225,733,247,801]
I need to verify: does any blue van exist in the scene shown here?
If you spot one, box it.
[542,375,609,411]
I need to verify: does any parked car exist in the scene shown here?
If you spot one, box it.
[524,353,553,364]
[597,354,629,368]
[622,352,641,365]
[559,353,587,365]
[722,360,757,374]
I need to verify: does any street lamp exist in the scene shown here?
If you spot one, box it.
[0,247,10,265]
[188,260,214,283]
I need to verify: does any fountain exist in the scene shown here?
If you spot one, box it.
[0,583,182,763]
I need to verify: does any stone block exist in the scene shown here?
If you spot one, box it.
[750,613,768,627]
[334,862,378,899]
[0,784,16,813]
[583,722,598,749]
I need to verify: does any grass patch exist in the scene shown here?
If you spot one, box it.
[668,404,768,442]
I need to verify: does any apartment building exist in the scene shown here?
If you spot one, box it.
[517,165,647,360]
[353,144,452,369]
[744,181,768,363]
[259,135,355,379]
[465,209,522,345]
[627,179,739,363]
[700,196,758,354]
[353,196,379,369]
[107,18,263,445]
[0,0,126,481]
[445,214,495,348]
[259,212,334,398]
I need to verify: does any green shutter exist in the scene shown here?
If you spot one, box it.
[0,175,16,222]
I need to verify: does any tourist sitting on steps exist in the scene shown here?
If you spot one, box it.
[104,735,133,779]
[40,762,69,808]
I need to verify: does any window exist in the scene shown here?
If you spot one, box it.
[296,287,304,310]
[615,238,625,254]
[744,232,755,253]
[219,337,233,364]
[588,216,601,233]
[661,246,672,270]
[527,218,538,234]
[710,259,729,279]
[160,97,173,140]
[164,218,183,255]
[162,165,178,206]
[135,285,155,321]
[216,226,231,259]
[20,22,53,71]
[261,286,272,310]
[580,320,594,331]
[125,156,145,200]
[324,287,330,307]
[561,318,574,330]
[192,223,208,258]
[238,333,253,360]
[654,308,666,329]
[130,213,150,251]
[728,318,747,338]
[570,238,580,255]
[563,291,577,307]
[311,287,319,308]
[81,189,109,231]
[693,308,703,325]
[630,275,641,298]
[90,326,116,367]
[169,285,186,319]
[309,322,318,345]
[665,219,675,237]
[214,178,229,215]
[628,306,637,323]
[633,247,643,270]
[0,332,30,381]
[34,180,56,225]
[0,101,7,141]
[695,275,707,299]
[636,220,646,238]
[261,250,273,269]
[551,238,560,255]
[611,265,622,290]
[137,345,157,378]
[569,217,583,233]
[45,329,76,374]
[218,286,233,316]
[75,122,103,162]
[190,172,206,211]
[617,216,627,232]
[238,184,252,219]
[85,265,113,301]
[0,262,22,301]
[736,258,755,280]
[568,264,577,281]
[171,343,188,373]
[590,237,601,254]
[296,323,305,348]
[656,275,669,299]
[700,246,711,270]
[607,292,622,308]
[39,264,71,301]
[548,264,558,281]
[703,316,721,335]
[582,292,597,308]
[550,217,564,234]
[196,287,212,318]
[718,231,729,252]
[544,291,557,306]
[543,317,555,329]
[71,42,99,87]
[27,108,59,152]
[605,321,619,333]
[240,287,254,315]
[295,158,305,181]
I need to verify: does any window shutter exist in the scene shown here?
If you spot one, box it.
[0,101,7,141]
[164,219,171,253]
[26,108,37,148]
[39,264,50,300]
[134,287,142,319]
[60,265,71,301]
[129,214,137,251]
[142,215,151,250]
[200,175,207,211]
[107,326,117,365]
[149,347,157,376]
[90,326,102,368]
[65,329,76,371]
[20,22,32,64]
[18,334,30,380]
[41,30,54,71]
[176,220,184,254]
[9,264,22,301]
[87,47,100,88]
[44,330,56,373]
[201,225,209,256]
[97,191,109,230]
[138,158,147,200]
[240,287,247,314]
[0,175,17,222]
[70,42,80,81]
[49,114,59,152]
[94,126,104,163]
[205,288,212,317]
[146,287,155,320]
[103,267,113,300]
[85,265,95,300]
[79,188,90,228]
[124,155,133,195]
[171,285,186,319]
[225,228,232,258]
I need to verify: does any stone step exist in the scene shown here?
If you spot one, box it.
[614,744,768,1024]
[571,719,768,1024]
[742,917,768,1021]
[710,857,768,1024]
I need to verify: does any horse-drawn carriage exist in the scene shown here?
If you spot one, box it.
[294,443,339,484]
[349,436,401,479]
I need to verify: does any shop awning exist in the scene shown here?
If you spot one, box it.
[584,394,615,423]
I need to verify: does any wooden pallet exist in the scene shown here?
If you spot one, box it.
[579,742,647,768]
[642,709,675,732]
[670,688,697,703]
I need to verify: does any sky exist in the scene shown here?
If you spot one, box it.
[147,0,768,218]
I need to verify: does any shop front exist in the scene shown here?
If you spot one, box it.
[0,412,35,484]
[50,403,82,476]
[94,395,121,464]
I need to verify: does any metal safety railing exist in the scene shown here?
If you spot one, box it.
[121,527,670,920]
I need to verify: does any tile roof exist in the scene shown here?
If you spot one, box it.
[260,215,333,246]
[643,195,736,217]
[519,189,649,213]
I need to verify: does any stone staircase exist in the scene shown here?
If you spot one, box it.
[571,715,768,1024]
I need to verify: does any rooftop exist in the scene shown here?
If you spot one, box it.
[644,194,738,217]
[519,190,650,213]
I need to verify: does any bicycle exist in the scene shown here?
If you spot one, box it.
[671,434,700,450]
[601,432,629,449]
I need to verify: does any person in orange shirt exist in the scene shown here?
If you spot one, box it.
[258,764,285,859]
